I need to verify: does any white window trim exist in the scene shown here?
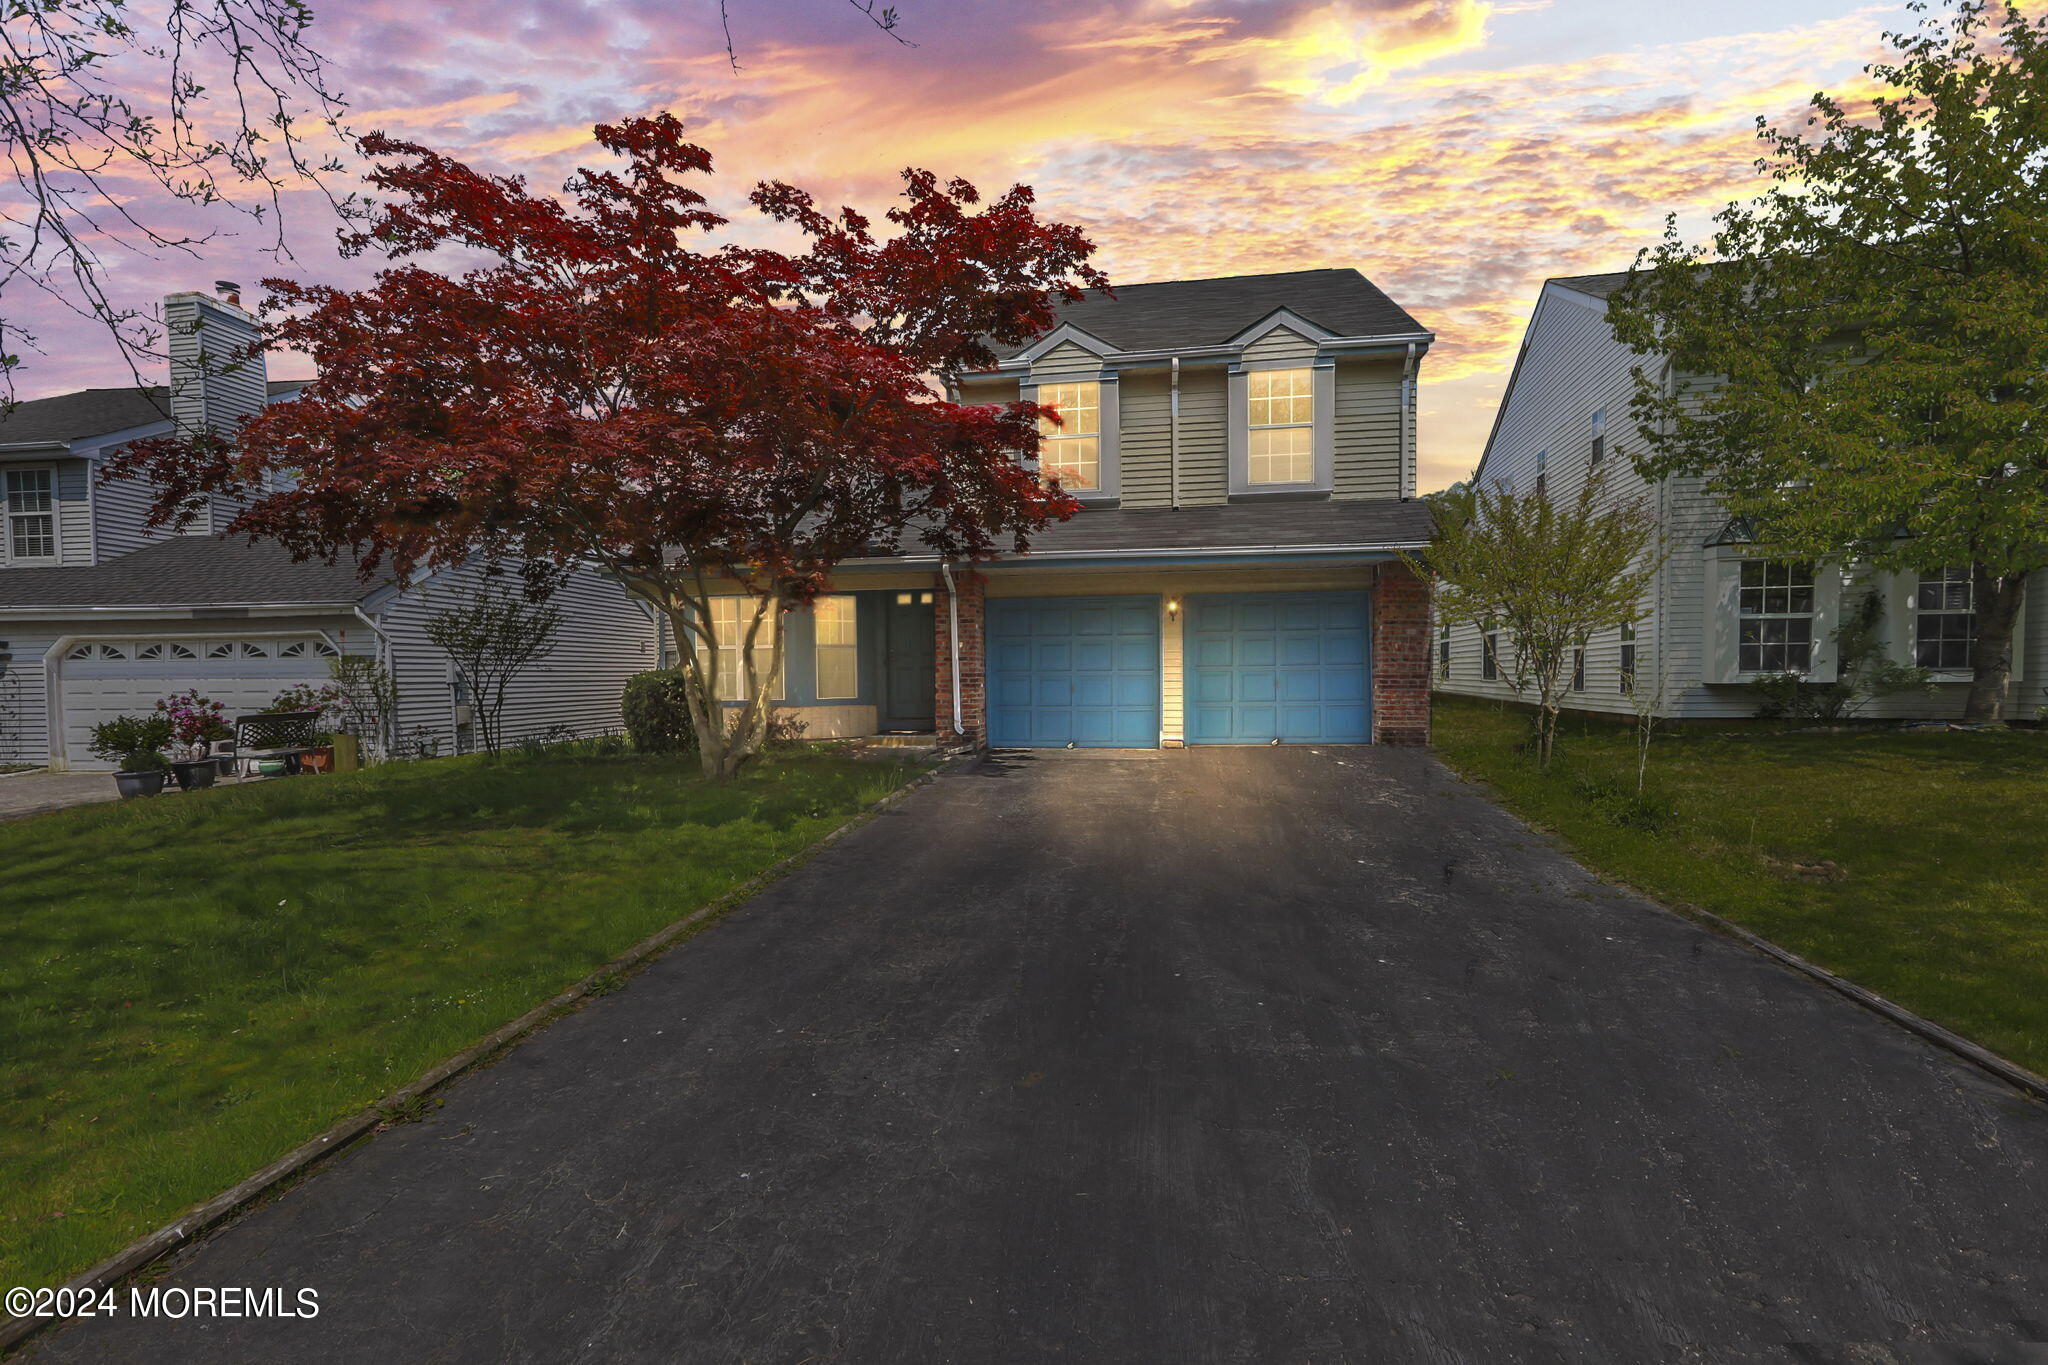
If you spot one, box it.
[813,595,859,701]
[1227,358,1333,498]
[1703,549,1841,684]
[699,596,784,703]
[4,464,59,564]
[1020,373,1120,503]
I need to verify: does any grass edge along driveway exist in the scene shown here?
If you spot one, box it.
[2,747,912,1290]
[1433,694,2048,1085]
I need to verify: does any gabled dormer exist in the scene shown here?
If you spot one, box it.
[951,268,1432,513]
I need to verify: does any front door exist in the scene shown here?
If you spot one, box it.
[880,591,936,731]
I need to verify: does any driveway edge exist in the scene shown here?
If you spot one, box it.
[1436,760,2048,1106]
[0,756,954,1357]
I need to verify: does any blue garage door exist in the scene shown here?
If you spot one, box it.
[988,596,1161,748]
[1187,592,1372,744]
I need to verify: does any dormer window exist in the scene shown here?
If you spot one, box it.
[1035,382,1100,492]
[1247,369,1314,485]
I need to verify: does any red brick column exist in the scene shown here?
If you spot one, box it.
[1373,561,1432,746]
[935,569,987,749]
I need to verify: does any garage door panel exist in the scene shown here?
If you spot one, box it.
[1187,592,1371,744]
[59,635,340,769]
[988,595,1159,749]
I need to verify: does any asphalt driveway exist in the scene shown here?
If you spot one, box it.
[32,748,2048,1363]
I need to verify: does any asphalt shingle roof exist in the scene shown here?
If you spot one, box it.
[0,379,310,446]
[0,536,382,611]
[998,498,1435,557]
[1548,271,1632,300]
[986,269,1427,362]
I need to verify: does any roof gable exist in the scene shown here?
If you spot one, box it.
[983,268,1426,365]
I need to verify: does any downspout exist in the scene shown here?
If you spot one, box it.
[939,560,964,736]
[1169,356,1182,509]
[351,604,398,756]
[1400,342,1419,499]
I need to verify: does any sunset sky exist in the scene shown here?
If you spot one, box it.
[12,0,1958,489]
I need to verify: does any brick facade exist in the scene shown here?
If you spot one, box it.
[1372,561,1432,746]
[934,569,987,749]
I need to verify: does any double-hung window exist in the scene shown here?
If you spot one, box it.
[1589,411,1606,465]
[1247,369,1313,485]
[1035,382,1100,492]
[1481,630,1500,681]
[1618,623,1637,694]
[1914,566,1975,670]
[813,596,859,700]
[1438,623,1451,680]
[5,468,55,561]
[704,597,781,701]
[1737,559,1815,673]
[1571,645,1586,692]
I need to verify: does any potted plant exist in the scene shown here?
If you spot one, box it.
[87,716,175,796]
[301,731,336,773]
[154,690,232,787]
[114,748,172,798]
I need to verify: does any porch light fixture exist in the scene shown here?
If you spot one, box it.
[1166,598,1181,617]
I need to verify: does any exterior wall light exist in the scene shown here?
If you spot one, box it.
[1166,598,1181,617]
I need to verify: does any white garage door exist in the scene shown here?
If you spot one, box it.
[58,636,340,769]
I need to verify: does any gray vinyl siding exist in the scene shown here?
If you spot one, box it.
[1437,282,2044,721]
[1174,366,1229,506]
[1028,342,1106,384]
[1332,358,1403,500]
[1120,369,1173,508]
[52,460,93,566]
[0,628,58,764]
[88,464,173,561]
[1240,325,1320,366]
[1435,285,1664,717]
[374,562,662,753]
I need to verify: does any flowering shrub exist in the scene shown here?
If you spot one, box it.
[153,690,231,747]
[269,682,343,719]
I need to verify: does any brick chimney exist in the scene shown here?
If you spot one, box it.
[162,282,267,533]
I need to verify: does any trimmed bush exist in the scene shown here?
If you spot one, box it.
[621,670,696,754]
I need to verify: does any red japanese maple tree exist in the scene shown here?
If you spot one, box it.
[112,114,1105,778]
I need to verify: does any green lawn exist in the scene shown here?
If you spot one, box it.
[1434,694,2048,1081]
[2,747,909,1289]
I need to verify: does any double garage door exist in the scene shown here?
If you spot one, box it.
[57,636,340,769]
[986,591,1371,748]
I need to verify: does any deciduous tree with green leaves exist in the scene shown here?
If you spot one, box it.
[1611,0,2048,721]
[1409,467,1662,770]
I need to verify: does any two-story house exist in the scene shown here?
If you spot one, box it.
[0,285,661,769]
[1435,270,2048,720]
[718,268,1439,750]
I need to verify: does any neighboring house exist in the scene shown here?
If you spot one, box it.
[0,284,660,770]
[1435,270,2045,721]
[689,268,1438,749]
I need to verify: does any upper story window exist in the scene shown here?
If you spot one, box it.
[1035,382,1100,492]
[5,467,56,561]
[1589,411,1606,464]
[1914,565,1975,670]
[1737,559,1815,673]
[1247,369,1313,485]
[813,596,859,700]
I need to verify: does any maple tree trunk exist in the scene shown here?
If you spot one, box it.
[1963,570,2025,723]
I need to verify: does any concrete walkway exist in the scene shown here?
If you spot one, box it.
[32,749,2048,1363]
[0,770,120,821]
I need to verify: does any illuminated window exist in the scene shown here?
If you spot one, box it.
[1035,382,1100,491]
[703,597,782,702]
[813,596,859,700]
[1248,369,1313,485]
